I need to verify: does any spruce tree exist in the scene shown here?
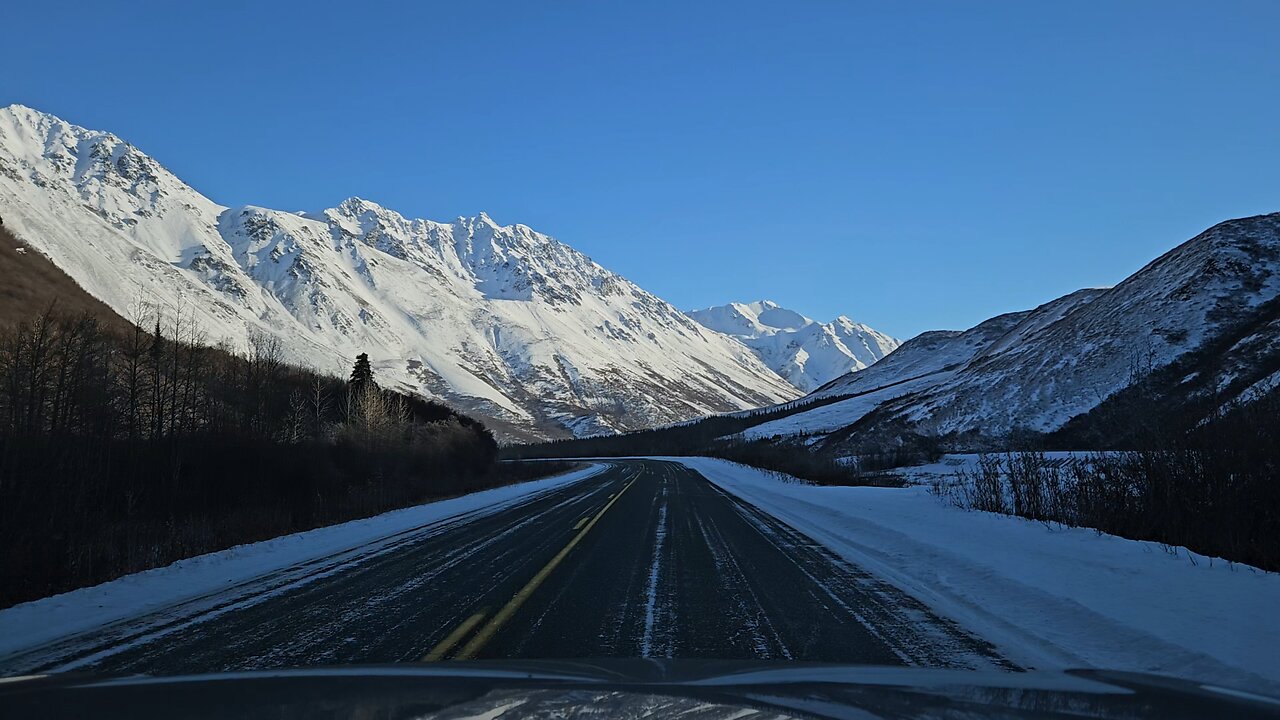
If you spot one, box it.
[349,352,374,392]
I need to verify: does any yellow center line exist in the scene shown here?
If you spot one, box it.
[572,516,589,531]
[421,610,489,662]
[454,478,637,660]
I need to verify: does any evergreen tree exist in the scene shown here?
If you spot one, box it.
[349,352,374,391]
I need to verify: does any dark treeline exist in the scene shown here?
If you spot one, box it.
[0,305,552,608]
[505,389,872,463]
[710,439,907,487]
[504,397,907,487]
[504,375,953,487]
[934,389,1280,571]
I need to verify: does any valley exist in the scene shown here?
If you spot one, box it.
[2,102,1278,704]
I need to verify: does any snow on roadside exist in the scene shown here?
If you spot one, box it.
[668,456,1280,694]
[0,463,605,662]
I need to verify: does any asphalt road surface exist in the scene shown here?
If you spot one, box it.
[8,460,1011,674]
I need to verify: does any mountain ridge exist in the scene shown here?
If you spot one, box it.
[687,299,900,392]
[734,212,1280,449]
[0,104,801,440]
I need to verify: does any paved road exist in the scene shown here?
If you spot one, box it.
[10,460,1010,674]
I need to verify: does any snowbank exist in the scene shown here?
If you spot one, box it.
[0,463,605,663]
[669,457,1280,694]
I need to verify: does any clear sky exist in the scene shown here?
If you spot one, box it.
[4,1,1278,338]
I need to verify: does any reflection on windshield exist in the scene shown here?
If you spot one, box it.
[1,4,1279,718]
[425,690,799,720]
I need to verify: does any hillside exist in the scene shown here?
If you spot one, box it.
[747,213,1280,452]
[0,223,130,330]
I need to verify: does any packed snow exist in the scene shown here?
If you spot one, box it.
[688,300,900,392]
[0,464,605,666]
[668,457,1280,694]
[0,105,799,440]
[641,501,669,658]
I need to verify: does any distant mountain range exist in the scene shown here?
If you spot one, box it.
[687,300,900,392]
[0,104,803,440]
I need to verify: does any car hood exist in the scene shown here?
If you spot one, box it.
[3,659,1279,719]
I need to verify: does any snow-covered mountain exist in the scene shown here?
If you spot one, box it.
[687,300,900,391]
[736,213,1280,449]
[0,104,801,440]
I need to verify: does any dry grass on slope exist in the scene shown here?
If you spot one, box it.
[0,223,130,329]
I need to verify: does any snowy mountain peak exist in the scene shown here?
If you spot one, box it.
[0,104,801,439]
[688,301,901,392]
[750,300,811,332]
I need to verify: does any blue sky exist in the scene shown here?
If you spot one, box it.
[4,1,1278,338]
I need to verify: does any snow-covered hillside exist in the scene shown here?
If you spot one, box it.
[0,104,800,440]
[740,213,1280,446]
[687,300,899,391]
